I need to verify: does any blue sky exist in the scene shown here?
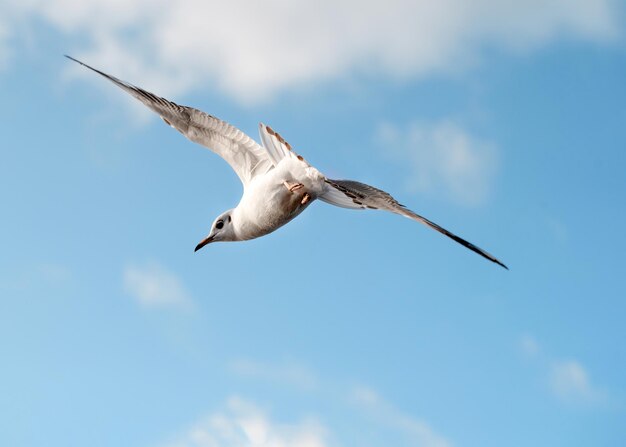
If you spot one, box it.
[1,1,625,446]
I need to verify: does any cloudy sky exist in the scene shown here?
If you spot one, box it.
[1,1,625,446]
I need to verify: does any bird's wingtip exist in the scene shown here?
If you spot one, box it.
[496,259,509,270]
[64,54,86,67]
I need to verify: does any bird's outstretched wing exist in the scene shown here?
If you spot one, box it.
[65,55,273,187]
[321,179,508,269]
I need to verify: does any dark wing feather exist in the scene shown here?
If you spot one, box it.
[323,179,508,269]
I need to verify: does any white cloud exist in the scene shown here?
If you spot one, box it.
[1,0,621,103]
[159,368,450,447]
[0,262,74,293]
[227,361,450,446]
[38,263,73,286]
[0,21,9,70]
[519,334,540,357]
[378,120,498,206]
[164,397,329,447]
[519,334,607,405]
[229,359,318,390]
[546,216,569,244]
[550,360,606,403]
[123,261,191,309]
[351,386,451,447]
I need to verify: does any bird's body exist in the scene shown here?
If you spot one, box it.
[66,55,507,269]
[232,157,324,241]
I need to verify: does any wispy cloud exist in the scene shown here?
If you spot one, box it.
[163,396,329,447]
[225,358,450,447]
[546,216,569,244]
[229,359,318,390]
[550,360,606,404]
[519,334,607,405]
[0,262,74,293]
[39,263,71,282]
[2,1,621,103]
[351,386,451,447]
[0,19,9,70]
[378,120,498,206]
[519,333,541,357]
[123,261,191,309]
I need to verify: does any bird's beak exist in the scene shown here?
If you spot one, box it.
[194,235,215,252]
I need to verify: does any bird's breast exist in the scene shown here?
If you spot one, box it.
[233,169,317,241]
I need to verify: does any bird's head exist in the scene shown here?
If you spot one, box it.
[194,210,237,251]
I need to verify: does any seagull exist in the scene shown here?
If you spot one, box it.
[66,55,507,269]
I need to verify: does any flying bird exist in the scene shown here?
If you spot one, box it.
[66,55,507,269]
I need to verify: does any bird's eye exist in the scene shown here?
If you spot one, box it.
[216,220,224,230]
